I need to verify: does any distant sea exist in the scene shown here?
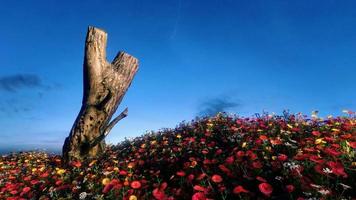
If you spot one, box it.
[0,146,61,155]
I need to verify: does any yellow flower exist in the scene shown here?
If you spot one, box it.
[272,156,277,160]
[287,124,293,129]
[315,138,326,145]
[129,195,138,200]
[331,128,340,133]
[151,140,157,145]
[57,168,66,175]
[114,167,119,171]
[176,134,182,139]
[242,142,247,148]
[102,178,110,185]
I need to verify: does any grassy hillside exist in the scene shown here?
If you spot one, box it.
[0,112,355,200]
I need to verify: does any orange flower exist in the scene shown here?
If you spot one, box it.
[259,135,268,140]
[71,161,82,168]
[130,180,141,189]
[211,174,223,183]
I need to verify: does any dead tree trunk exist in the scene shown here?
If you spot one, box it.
[62,26,138,162]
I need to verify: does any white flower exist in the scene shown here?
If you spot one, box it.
[310,183,322,189]
[322,168,332,174]
[339,183,352,190]
[79,192,88,199]
[318,189,331,195]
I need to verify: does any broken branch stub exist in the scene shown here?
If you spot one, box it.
[62,26,138,162]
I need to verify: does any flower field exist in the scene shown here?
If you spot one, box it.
[0,111,355,200]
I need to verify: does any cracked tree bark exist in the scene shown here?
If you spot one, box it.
[62,26,138,162]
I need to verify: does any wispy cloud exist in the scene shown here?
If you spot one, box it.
[197,96,240,117]
[0,74,42,92]
[0,73,60,116]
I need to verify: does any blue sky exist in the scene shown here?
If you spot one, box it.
[0,0,355,153]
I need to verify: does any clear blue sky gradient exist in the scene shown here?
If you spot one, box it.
[0,0,355,152]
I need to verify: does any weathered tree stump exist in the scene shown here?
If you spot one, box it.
[62,26,138,162]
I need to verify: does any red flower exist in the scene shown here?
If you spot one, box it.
[22,187,31,194]
[196,173,206,180]
[252,161,263,169]
[55,180,63,186]
[225,156,234,165]
[211,174,223,183]
[327,161,348,178]
[10,190,18,195]
[236,151,245,158]
[256,176,267,182]
[102,183,114,194]
[153,188,167,200]
[233,185,249,194]
[119,170,128,176]
[215,149,223,155]
[192,192,206,200]
[246,151,257,160]
[259,183,273,196]
[324,148,341,157]
[201,149,209,154]
[110,179,120,186]
[218,164,232,176]
[349,142,356,148]
[193,185,206,192]
[70,161,82,168]
[286,185,295,193]
[259,135,268,140]
[130,181,141,189]
[309,155,324,164]
[176,171,186,177]
[187,174,195,182]
[311,130,321,136]
[40,172,49,178]
[314,164,325,175]
[277,154,288,162]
